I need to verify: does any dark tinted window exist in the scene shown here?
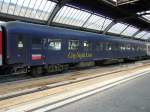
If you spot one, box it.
[96,42,103,51]
[32,38,42,49]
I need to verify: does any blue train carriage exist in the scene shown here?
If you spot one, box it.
[0,21,148,75]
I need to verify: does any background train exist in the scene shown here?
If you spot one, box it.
[0,21,150,75]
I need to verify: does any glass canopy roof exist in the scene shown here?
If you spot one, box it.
[83,14,112,31]
[108,22,139,37]
[137,10,150,23]
[0,1,149,41]
[53,5,113,31]
[141,33,150,40]
[121,26,139,36]
[134,31,147,38]
[143,15,150,22]
[53,6,91,27]
[0,0,57,21]
[108,23,128,34]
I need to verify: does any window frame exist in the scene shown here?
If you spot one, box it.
[47,39,62,51]
[31,38,43,50]
[68,39,80,50]
[17,36,24,50]
[96,42,103,51]
[83,40,92,51]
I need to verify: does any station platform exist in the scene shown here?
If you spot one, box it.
[0,62,150,112]
[51,71,150,112]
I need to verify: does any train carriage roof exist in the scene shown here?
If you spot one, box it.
[3,21,146,45]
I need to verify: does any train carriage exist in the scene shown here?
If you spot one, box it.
[0,21,149,74]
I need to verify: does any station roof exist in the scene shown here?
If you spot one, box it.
[0,0,149,41]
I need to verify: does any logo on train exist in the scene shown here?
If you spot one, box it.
[67,52,93,59]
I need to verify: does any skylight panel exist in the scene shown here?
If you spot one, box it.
[141,33,150,40]
[143,15,150,21]
[19,0,31,16]
[13,0,25,15]
[7,0,18,14]
[53,6,91,27]
[83,14,112,31]
[43,1,56,20]
[38,1,54,20]
[33,0,47,20]
[0,0,57,21]
[121,26,139,36]
[108,23,128,34]
[137,10,150,22]
[1,0,10,13]
[134,31,147,38]
[23,0,36,17]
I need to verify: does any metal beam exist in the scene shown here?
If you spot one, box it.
[47,0,71,25]
[103,20,116,34]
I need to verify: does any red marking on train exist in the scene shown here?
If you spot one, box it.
[32,54,42,60]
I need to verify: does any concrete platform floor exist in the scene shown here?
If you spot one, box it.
[50,72,150,112]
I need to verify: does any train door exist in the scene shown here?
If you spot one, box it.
[31,37,45,65]
[16,35,27,64]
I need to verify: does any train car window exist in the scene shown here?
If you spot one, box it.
[105,42,111,51]
[43,38,47,49]
[83,41,92,51]
[131,45,135,51]
[114,44,119,51]
[48,39,61,51]
[108,44,112,51]
[17,37,23,49]
[68,40,79,50]
[120,45,125,51]
[139,46,142,51]
[136,45,138,51]
[104,42,108,51]
[143,46,144,51]
[125,45,128,51]
[118,43,121,51]
[96,42,103,51]
[32,38,42,50]
[127,45,131,51]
